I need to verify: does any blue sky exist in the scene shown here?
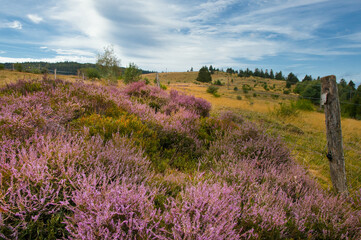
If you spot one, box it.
[1,0,361,84]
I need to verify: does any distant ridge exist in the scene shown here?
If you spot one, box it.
[1,61,154,75]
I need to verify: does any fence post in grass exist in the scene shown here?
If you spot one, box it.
[321,75,348,195]
[156,72,160,88]
[54,68,57,80]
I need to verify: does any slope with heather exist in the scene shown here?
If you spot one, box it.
[1,78,361,239]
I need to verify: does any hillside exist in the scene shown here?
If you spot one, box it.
[1,74,361,239]
[144,71,361,191]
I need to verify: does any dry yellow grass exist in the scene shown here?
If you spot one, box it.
[0,70,80,87]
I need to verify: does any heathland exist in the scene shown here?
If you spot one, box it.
[0,69,361,239]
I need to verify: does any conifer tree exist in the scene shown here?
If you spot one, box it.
[196,66,212,83]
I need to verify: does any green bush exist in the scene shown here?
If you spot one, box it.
[295,99,315,111]
[207,85,219,97]
[234,86,238,91]
[86,68,101,80]
[274,101,299,117]
[213,80,223,86]
[14,63,23,72]
[242,84,252,94]
[123,63,142,84]
[0,64,5,70]
[237,95,242,100]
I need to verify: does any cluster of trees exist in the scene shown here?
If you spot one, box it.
[295,77,361,119]
[197,66,302,89]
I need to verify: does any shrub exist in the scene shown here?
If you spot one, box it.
[213,79,223,86]
[237,95,242,100]
[85,68,101,80]
[295,99,315,111]
[123,63,142,84]
[0,64,5,70]
[242,84,252,93]
[14,63,23,72]
[207,85,219,95]
[274,101,299,117]
[234,86,238,91]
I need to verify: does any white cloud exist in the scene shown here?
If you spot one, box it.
[52,48,95,57]
[27,14,43,24]
[0,21,22,29]
[0,55,95,64]
[0,50,5,54]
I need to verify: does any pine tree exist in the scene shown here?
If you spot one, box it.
[270,69,274,79]
[196,66,212,83]
[275,71,284,80]
[286,72,299,88]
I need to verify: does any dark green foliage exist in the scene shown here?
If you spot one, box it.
[275,71,284,80]
[274,102,299,117]
[294,80,320,104]
[0,63,4,70]
[197,66,212,83]
[207,85,218,94]
[85,68,101,80]
[123,63,142,84]
[226,68,235,74]
[213,79,223,86]
[14,63,23,72]
[270,69,274,79]
[346,85,361,119]
[302,75,313,82]
[234,86,238,91]
[209,65,215,74]
[242,84,252,93]
[237,95,242,100]
[286,72,299,88]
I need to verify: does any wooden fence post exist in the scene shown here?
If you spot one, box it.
[54,69,57,80]
[156,72,160,88]
[321,75,348,195]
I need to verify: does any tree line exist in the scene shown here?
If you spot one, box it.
[196,65,360,119]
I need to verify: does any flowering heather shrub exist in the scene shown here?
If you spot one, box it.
[163,181,241,239]
[123,81,211,117]
[166,90,211,117]
[65,180,163,240]
[0,132,151,239]
[1,78,361,239]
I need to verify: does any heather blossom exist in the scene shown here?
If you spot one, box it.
[0,78,361,239]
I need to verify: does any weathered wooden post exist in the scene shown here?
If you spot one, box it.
[54,68,57,80]
[156,72,160,88]
[321,75,348,195]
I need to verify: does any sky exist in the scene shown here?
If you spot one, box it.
[1,0,361,84]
